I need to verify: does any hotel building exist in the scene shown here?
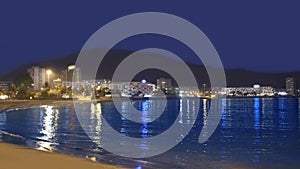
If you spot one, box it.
[28,66,46,90]
[285,77,295,95]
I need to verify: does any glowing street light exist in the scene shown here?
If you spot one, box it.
[46,69,52,83]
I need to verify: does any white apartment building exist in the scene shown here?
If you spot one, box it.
[28,66,46,90]
[110,81,154,97]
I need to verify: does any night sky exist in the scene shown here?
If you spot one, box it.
[1,1,300,75]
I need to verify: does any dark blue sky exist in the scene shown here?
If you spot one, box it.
[1,1,299,75]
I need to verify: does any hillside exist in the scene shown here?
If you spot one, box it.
[0,49,299,89]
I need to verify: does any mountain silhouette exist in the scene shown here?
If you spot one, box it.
[0,49,299,89]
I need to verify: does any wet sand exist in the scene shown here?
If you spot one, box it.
[0,142,127,169]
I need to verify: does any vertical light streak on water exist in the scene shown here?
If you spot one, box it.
[202,99,208,132]
[141,101,149,138]
[179,99,186,140]
[221,98,227,128]
[191,99,196,119]
[261,98,272,130]
[254,98,260,130]
[223,98,233,128]
[220,98,227,160]
[200,99,210,144]
[179,99,183,124]
[0,113,7,139]
[0,113,6,129]
[37,106,59,151]
[120,101,128,134]
[89,103,102,145]
[261,98,265,115]
[186,99,191,124]
[252,98,262,163]
[96,103,103,135]
[278,98,287,130]
[139,101,151,156]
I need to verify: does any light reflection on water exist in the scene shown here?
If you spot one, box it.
[0,98,300,168]
[0,113,6,139]
[36,106,59,152]
[90,103,102,146]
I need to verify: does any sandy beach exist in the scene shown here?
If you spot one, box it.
[0,142,127,169]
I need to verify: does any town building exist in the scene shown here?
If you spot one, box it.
[0,81,10,92]
[28,66,46,90]
[156,78,172,90]
[223,85,275,97]
[61,65,81,82]
[110,81,154,97]
[285,77,296,95]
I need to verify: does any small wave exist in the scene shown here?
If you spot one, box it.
[0,107,31,114]
[0,129,26,140]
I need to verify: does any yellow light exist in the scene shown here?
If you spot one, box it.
[46,70,52,75]
[68,65,75,70]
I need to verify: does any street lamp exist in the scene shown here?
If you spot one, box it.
[46,69,52,84]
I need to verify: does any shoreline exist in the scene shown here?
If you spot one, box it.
[0,99,73,111]
[0,97,113,111]
[0,142,127,169]
[1,96,299,111]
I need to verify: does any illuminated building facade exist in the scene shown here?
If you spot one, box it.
[156,78,172,90]
[28,66,46,90]
[61,65,81,82]
[110,81,154,97]
[285,77,295,95]
[0,81,10,92]
[223,85,275,96]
